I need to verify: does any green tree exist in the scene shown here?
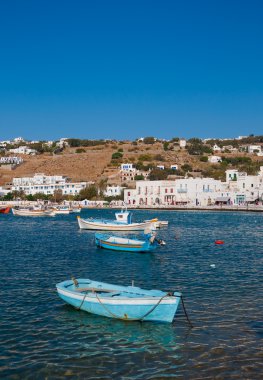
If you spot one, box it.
[78,185,98,200]
[181,164,192,172]
[134,174,144,180]
[149,168,168,180]
[163,141,169,151]
[143,137,155,144]
[112,152,123,159]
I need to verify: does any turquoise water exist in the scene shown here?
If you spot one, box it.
[0,210,262,379]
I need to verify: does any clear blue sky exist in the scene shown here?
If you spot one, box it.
[0,0,263,141]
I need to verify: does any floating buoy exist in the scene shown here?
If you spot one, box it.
[215,240,224,245]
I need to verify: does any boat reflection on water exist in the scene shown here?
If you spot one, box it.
[55,303,189,352]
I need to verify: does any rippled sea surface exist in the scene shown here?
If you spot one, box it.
[0,209,262,379]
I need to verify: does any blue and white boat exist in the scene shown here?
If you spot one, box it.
[95,231,165,252]
[77,209,155,231]
[56,278,181,323]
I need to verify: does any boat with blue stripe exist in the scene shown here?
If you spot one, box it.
[56,278,182,323]
[77,209,156,231]
[95,232,164,252]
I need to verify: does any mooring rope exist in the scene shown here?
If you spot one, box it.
[95,291,172,321]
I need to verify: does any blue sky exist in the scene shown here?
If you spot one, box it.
[0,0,263,141]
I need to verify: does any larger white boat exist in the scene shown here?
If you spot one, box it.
[77,209,155,231]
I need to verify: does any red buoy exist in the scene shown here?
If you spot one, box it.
[215,240,224,245]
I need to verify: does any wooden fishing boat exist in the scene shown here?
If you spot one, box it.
[77,209,155,231]
[95,232,164,252]
[0,206,10,214]
[12,207,54,216]
[78,216,154,231]
[56,278,181,323]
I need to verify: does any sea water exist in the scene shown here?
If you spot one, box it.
[0,210,262,379]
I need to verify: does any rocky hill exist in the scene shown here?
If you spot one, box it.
[0,139,262,187]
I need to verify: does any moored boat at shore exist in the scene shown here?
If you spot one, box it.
[12,207,54,217]
[56,278,181,323]
[0,206,10,214]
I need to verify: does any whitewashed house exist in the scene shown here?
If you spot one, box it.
[212,144,222,152]
[248,145,262,154]
[208,155,222,163]
[179,139,186,148]
[11,173,90,196]
[9,146,37,155]
[120,163,150,182]
[104,185,124,197]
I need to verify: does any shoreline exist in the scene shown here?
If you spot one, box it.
[1,201,262,213]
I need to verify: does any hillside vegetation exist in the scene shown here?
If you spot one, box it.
[0,136,263,186]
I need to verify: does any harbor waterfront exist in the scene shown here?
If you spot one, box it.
[0,209,262,378]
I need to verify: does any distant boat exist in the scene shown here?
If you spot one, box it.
[52,206,73,215]
[0,206,10,214]
[145,218,169,228]
[56,278,181,323]
[95,231,165,252]
[72,206,82,213]
[77,209,155,231]
[12,207,54,217]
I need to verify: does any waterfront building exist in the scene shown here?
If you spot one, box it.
[11,173,90,196]
[124,168,263,207]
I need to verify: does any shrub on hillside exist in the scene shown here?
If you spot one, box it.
[112,152,123,159]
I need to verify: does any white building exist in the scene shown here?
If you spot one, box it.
[104,185,124,197]
[212,144,222,152]
[11,173,90,196]
[120,163,150,182]
[0,156,23,165]
[208,155,222,163]
[9,146,37,155]
[56,138,69,148]
[13,137,25,144]
[124,168,263,207]
[179,139,186,148]
[248,145,262,154]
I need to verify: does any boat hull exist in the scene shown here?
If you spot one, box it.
[12,208,54,216]
[95,233,157,252]
[77,217,154,231]
[0,207,10,214]
[56,279,181,323]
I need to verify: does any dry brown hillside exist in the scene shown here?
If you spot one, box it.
[0,141,261,186]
